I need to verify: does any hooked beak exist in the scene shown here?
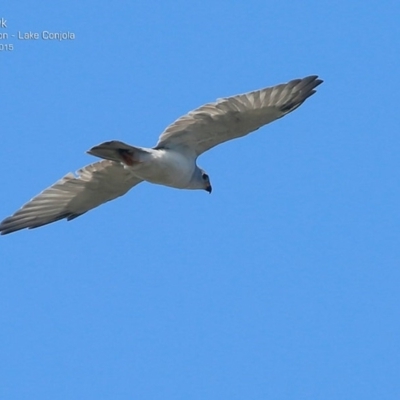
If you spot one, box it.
[205,184,212,194]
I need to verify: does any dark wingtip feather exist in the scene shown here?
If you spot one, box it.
[279,75,323,112]
[0,211,83,235]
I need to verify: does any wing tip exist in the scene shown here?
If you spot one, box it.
[0,211,81,235]
[279,75,323,112]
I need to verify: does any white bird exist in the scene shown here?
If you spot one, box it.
[0,76,323,235]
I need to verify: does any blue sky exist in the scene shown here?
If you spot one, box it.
[1,1,400,399]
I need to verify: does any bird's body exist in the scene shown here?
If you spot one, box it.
[138,148,197,189]
[0,75,323,234]
[101,147,198,189]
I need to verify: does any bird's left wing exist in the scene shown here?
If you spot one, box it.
[0,160,142,235]
[155,75,322,156]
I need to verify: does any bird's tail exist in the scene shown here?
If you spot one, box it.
[87,140,148,166]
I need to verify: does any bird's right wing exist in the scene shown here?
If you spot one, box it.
[155,76,322,156]
[0,160,142,235]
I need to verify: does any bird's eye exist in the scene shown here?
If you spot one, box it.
[202,173,209,181]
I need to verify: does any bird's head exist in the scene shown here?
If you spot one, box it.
[201,170,212,193]
[188,167,212,193]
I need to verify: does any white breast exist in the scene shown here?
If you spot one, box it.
[131,148,196,188]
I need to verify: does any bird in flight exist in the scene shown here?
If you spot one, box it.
[0,76,323,235]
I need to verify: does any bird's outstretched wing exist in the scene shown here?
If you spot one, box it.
[0,160,142,235]
[155,76,322,156]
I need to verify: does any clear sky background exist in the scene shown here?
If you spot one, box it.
[1,1,399,399]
